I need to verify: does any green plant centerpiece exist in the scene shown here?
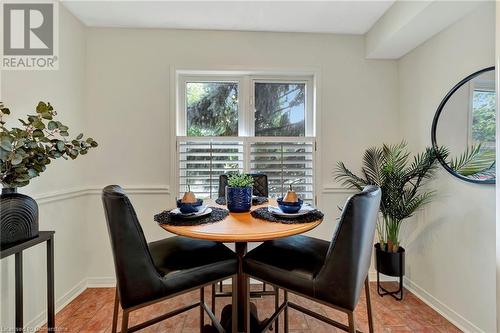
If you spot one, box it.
[227,173,254,188]
[335,142,443,252]
[226,173,254,213]
[0,101,98,247]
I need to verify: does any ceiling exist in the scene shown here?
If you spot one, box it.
[62,1,395,34]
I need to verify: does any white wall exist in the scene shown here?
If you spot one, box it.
[82,27,400,279]
[0,7,89,330]
[398,3,496,332]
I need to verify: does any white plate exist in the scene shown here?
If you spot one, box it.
[171,206,212,219]
[268,204,315,217]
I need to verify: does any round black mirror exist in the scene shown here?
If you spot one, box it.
[431,66,496,184]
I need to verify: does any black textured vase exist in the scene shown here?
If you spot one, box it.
[1,188,39,248]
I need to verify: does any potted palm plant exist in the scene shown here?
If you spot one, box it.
[226,173,254,213]
[334,142,445,299]
[0,102,98,247]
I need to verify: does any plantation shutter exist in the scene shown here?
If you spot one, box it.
[178,140,244,198]
[178,138,315,201]
[249,140,314,201]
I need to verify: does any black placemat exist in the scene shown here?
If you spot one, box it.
[251,207,324,224]
[154,207,229,226]
[215,196,269,206]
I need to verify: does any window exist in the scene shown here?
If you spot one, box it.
[254,82,306,136]
[186,81,239,136]
[177,72,315,201]
[471,89,495,151]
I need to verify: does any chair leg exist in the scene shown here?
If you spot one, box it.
[211,283,216,324]
[347,311,356,333]
[365,278,374,333]
[284,290,289,333]
[232,276,238,333]
[243,275,250,333]
[200,287,205,331]
[111,288,119,333]
[121,309,129,333]
[274,286,279,333]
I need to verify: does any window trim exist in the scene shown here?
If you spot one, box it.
[171,67,321,204]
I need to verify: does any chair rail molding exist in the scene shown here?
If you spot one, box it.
[321,184,358,194]
[32,185,171,204]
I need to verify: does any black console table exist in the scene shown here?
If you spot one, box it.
[0,231,55,332]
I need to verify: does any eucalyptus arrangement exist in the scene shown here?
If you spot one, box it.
[226,173,254,213]
[0,101,98,188]
[0,101,98,247]
[334,142,445,253]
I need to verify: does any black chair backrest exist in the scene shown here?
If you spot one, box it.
[101,185,165,309]
[316,186,381,310]
[218,174,269,197]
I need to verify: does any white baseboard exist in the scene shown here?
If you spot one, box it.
[87,276,116,287]
[403,277,484,333]
[368,271,483,332]
[368,270,398,282]
[24,277,114,330]
[25,278,87,331]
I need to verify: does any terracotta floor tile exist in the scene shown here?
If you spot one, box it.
[384,326,414,332]
[304,317,339,333]
[39,283,461,333]
[284,308,310,330]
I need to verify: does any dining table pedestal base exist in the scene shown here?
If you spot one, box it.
[236,242,249,332]
[218,303,266,332]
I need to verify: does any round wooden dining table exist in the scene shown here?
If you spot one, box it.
[159,199,322,333]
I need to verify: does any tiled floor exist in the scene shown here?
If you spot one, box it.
[38,282,461,333]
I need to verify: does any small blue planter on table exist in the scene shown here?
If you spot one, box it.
[226,187,252,213]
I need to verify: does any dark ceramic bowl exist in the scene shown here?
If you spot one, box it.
[176,198,203,214]
[277,197,303,214]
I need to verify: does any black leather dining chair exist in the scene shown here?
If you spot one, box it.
[243,186,381,333]
[102,185,238,333]
[218,173,269,198]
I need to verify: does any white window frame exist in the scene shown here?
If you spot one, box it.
[173,69,318,202]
